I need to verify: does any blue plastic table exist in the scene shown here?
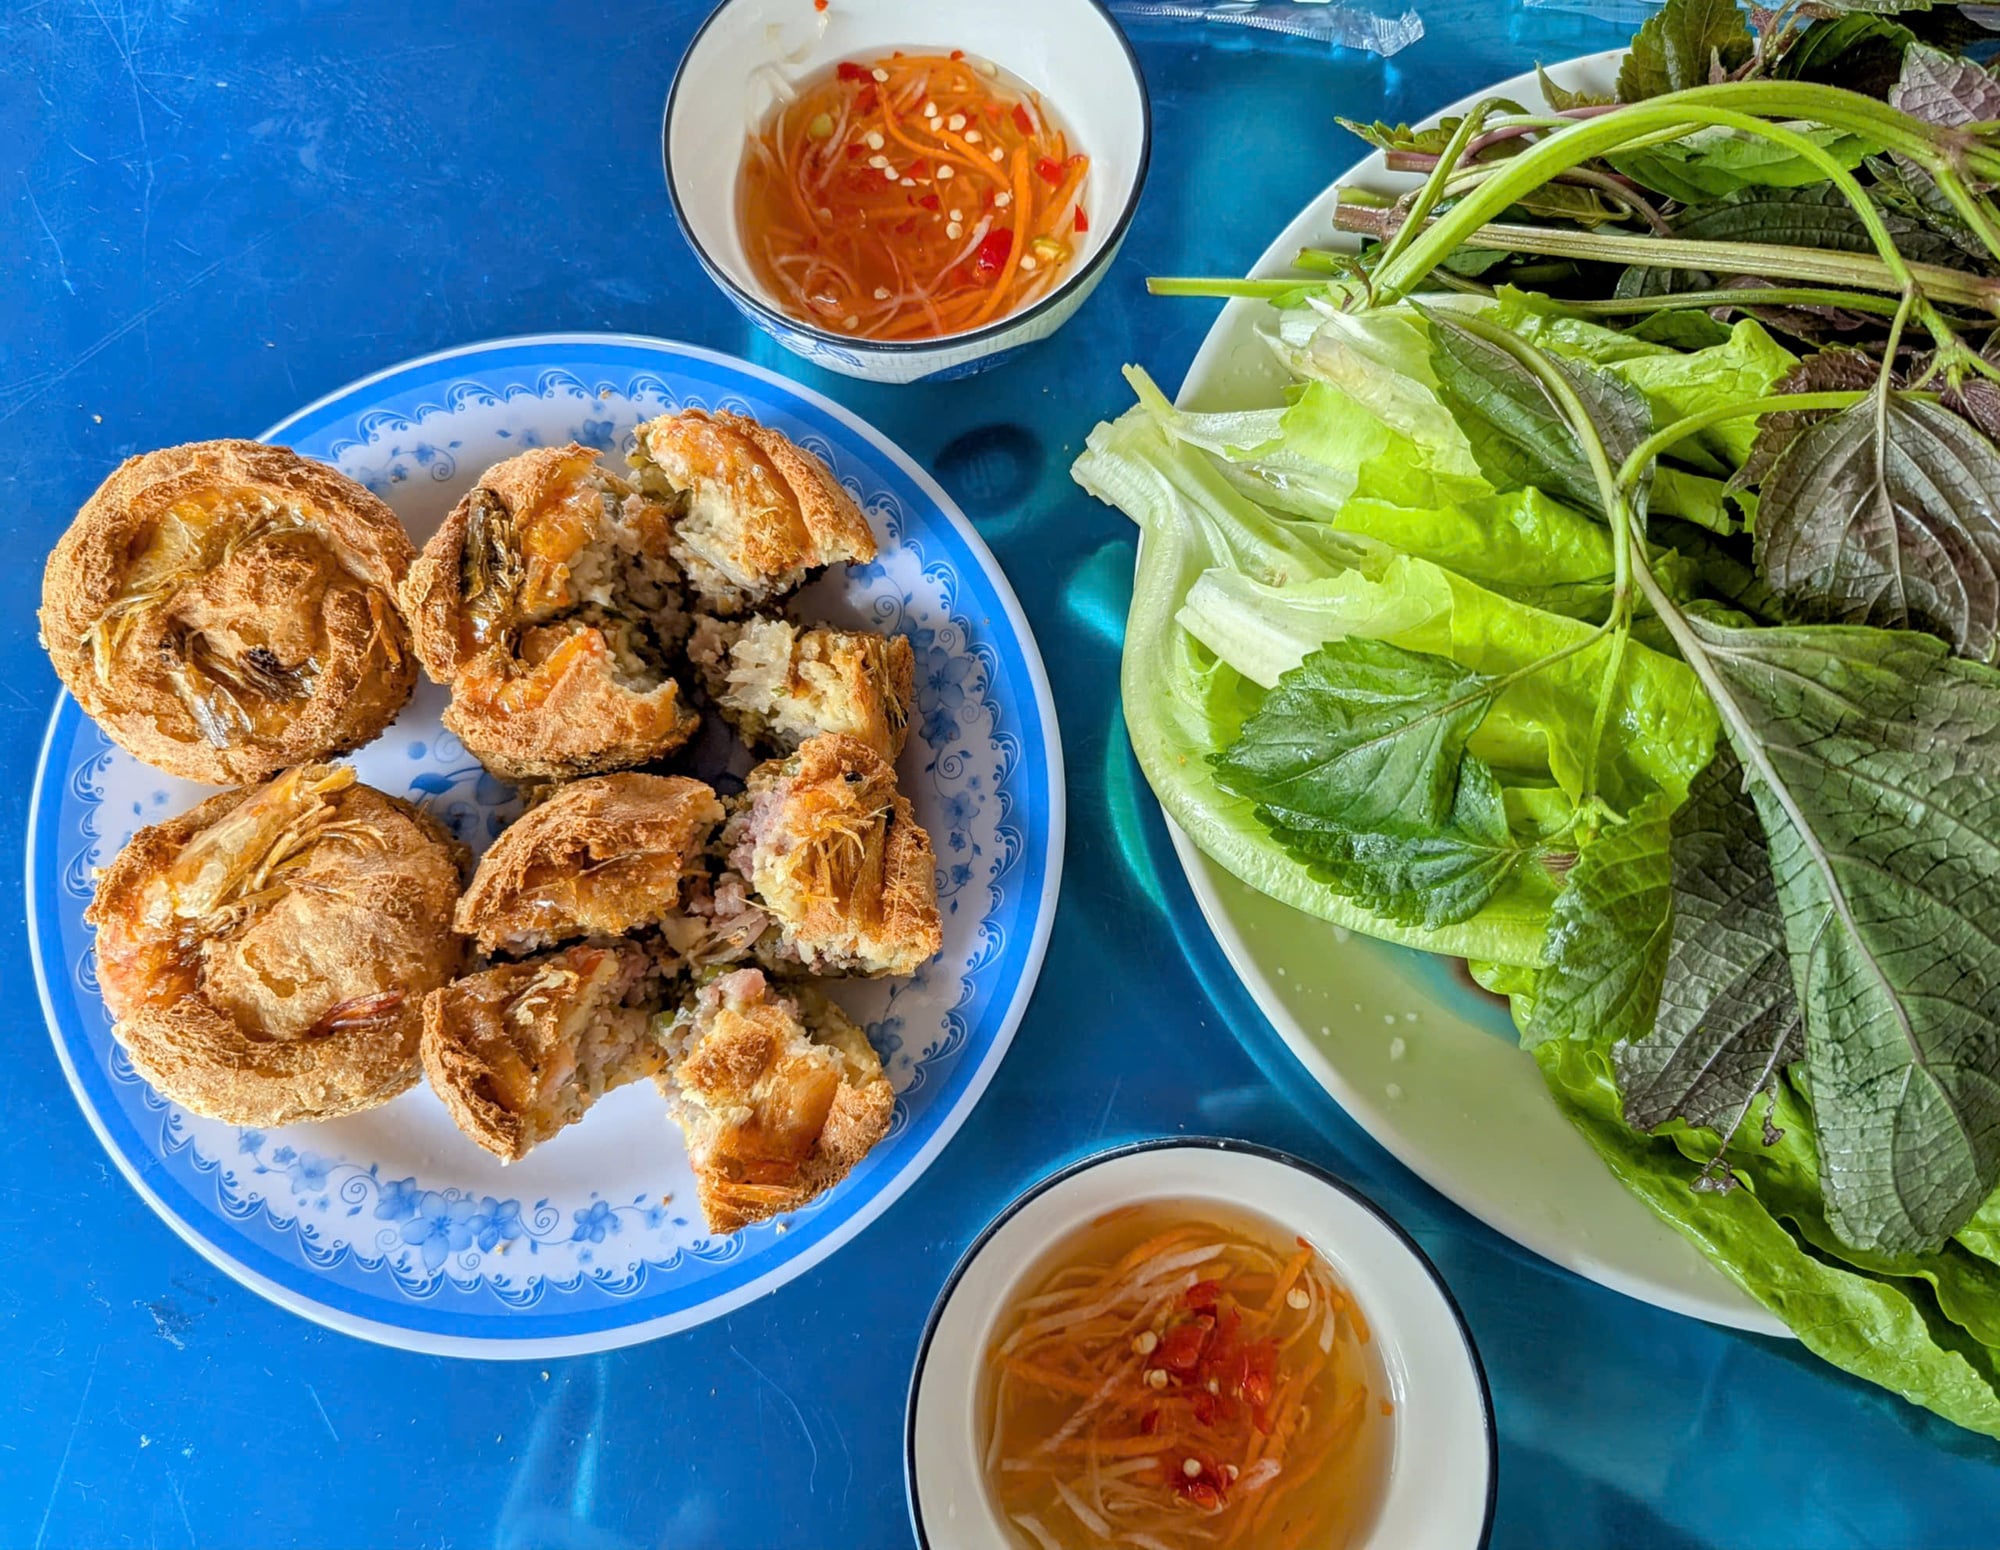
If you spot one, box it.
[7,5,2000,1545]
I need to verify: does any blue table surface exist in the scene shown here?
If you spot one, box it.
[7,4,2000,1546]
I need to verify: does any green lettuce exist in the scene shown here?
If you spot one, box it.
[1072,392,1558,966]
[1539,1034,2000,1439]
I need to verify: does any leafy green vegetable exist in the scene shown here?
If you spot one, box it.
[1422,306,1653,521]
[1538,1034,2000,1441]
[1105,7,2000,1432]
[1617,0,1754,103]
[1735,346,1882,486]
[1338,103,1526,157]
[1074,381,1559,966]
[1525,798,1673,1049]
[1680,617,2000,1252]
[1615,747,1803,1166]
[1774,13,1917,98]
[1212,637,1493,834]
[1755,391,2000,660]
[1179,557,1717,813]
[1610,123,1881,205]
[1534,64,1613,113]
[1216,641,1550,929]
[1891,41,2000,133]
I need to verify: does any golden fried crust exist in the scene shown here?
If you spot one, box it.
[630,410,877,613]
[403,445,698,781]
[439,622,700,782]
[402,443,594,680]
[420,941,661,1163]
[455,774,725,955]
[664,972,892,1234]
[41,441,418,786]
[86,769,467,1126]
[736,734,943,977]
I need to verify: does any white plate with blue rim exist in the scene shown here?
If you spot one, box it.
[27,334,1066,1358]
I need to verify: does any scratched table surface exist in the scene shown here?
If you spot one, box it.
[6,4,2000,1546]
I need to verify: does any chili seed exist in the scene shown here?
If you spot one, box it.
[948,113,967,131]
[946,221,962,239]
[1182,1458,1202,1479]
[937,165,954,180]
[1146,1368,1168,1390]
[871,67,889,82]
[865,130,885,151]
[1287,1286,1311,1310]
[873,287,891,300]
[1133,1330,1158,1355]
[965,129,982,144]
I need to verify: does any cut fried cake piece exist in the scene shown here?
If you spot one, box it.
[627,409,876,615]
[719,732,943,977]
[661,968,893,1234]
[688,614,913,762]
[421,941,666,1163]
[454,773,724,957]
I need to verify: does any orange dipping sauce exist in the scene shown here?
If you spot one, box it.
[737,51,1090,341]
[980,1201,1392,1550]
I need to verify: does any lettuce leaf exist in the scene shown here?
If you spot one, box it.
[1179,555,1717,812]
[1073,391,1558,966]
[1538,1035,2000,1439]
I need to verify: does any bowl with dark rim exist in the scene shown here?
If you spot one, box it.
[907,1138,1497,1549]
[665,0,1150,385]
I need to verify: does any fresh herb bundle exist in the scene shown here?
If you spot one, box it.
[1077,0,2000,1434]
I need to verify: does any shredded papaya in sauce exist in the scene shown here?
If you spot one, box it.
[738,51,1089,341]
[982,1206,1390,1550]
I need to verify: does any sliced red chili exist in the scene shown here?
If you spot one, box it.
[837,60,869,82]
[907,157,929,180]
[1184,1279,1222,1312]
[855,84,877,113]
[1242,1339,1278,1413]
[1012,101,1036,136]
[1158,1314,1215,1374]
[973,228,1014,276]
[918,192,941,211]
[1179,1479,1224,1511]
[1140,1408,1161,1436]
[1073,202,1090,233]
[845,143,864,160]
[1036,155,1063,185]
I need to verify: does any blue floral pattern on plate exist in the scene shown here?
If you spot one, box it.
[27,336,1063,1356]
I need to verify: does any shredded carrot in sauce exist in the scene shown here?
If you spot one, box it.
[982,1206,1390,1550]
[738,51,1089,340]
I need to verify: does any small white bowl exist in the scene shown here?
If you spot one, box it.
[664,0,1150,385]
[906,1140,1496,1550]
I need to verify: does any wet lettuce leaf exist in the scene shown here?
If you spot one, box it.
[1538,1034,2000,1440]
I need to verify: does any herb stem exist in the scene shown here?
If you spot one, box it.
[1322,216,2000,313]
[1558,287,1904,319]
[1614,391,1877,491]
[1367,91,1943,304]
[1373,102,1492,279]
[1145,276,1316,300]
